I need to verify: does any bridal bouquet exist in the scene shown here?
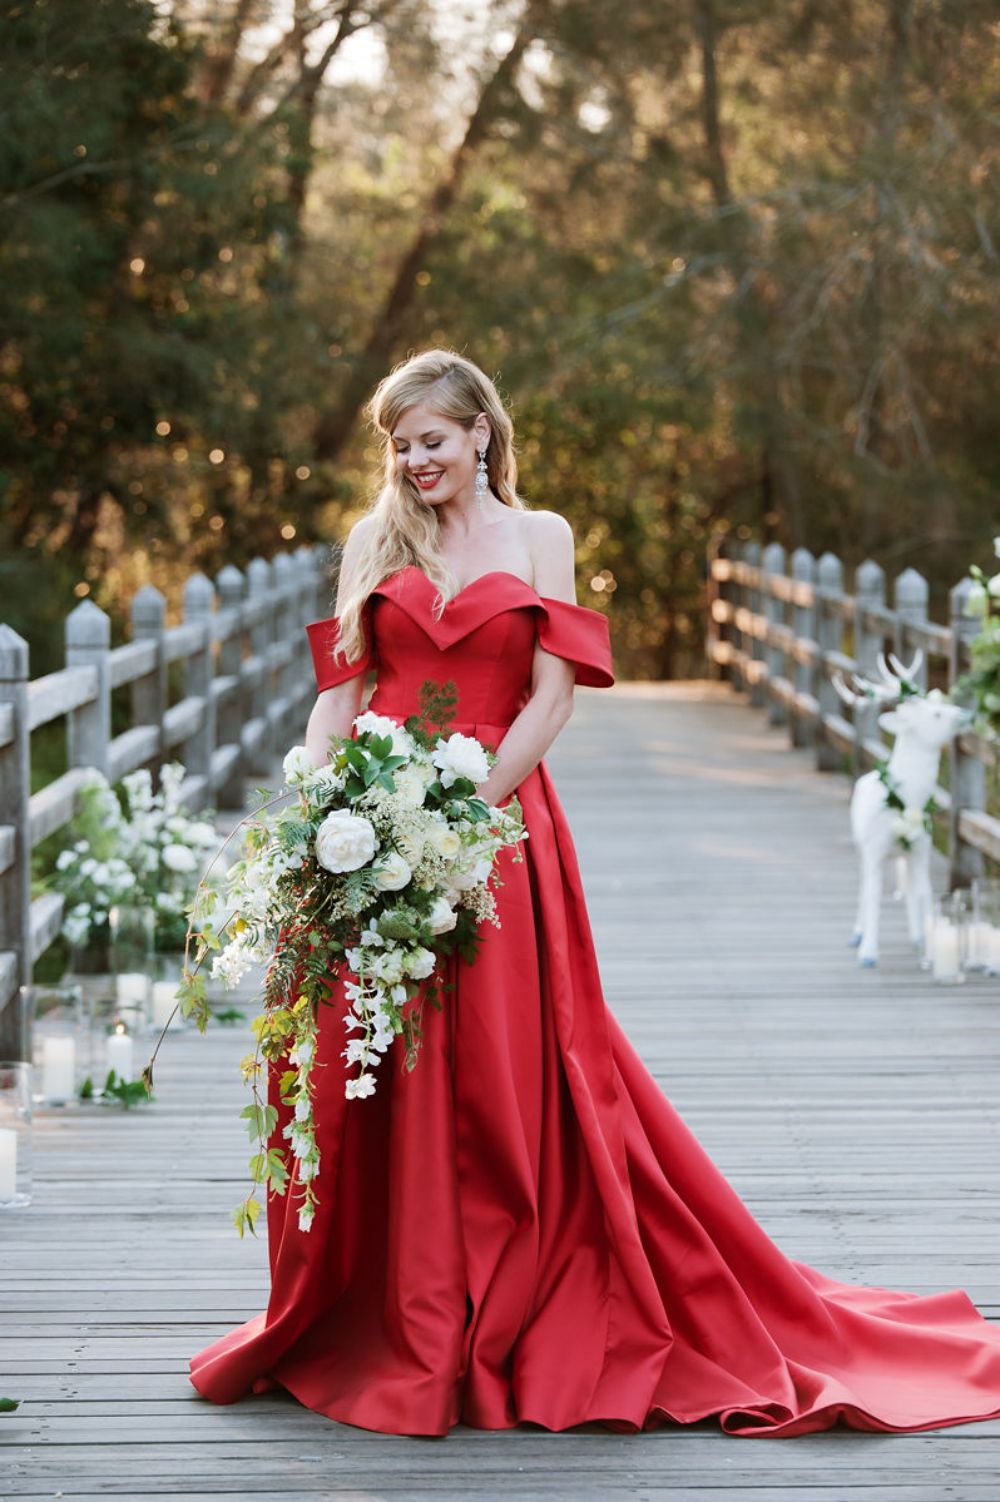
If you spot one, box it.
[165,681,526,1236]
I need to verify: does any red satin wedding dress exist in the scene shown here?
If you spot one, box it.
[189,565,1000,1437]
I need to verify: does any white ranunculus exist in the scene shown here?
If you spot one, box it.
[428,823,461,859]
[315,809,377,873]
[354,711,416,759]
[283,744,316,784]
[404,946,436,981]
[431,731,490,789]
[372,850,412,891]
[427,895,457,934]
[163,843,197,874]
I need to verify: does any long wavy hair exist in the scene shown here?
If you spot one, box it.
[330,348,528,667]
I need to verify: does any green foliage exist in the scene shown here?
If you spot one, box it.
[78,1069,153,1109]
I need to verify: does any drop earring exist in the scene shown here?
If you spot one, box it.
[475,445,488,510]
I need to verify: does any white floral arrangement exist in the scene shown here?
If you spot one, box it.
[166,680,527,1237]
[52,762,219,953]
[957,535,1000,741]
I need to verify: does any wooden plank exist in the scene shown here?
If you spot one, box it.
[2,682,999,1499]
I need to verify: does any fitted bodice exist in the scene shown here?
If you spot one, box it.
[305,566,614,741]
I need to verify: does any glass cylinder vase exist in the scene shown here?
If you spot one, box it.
[0,1061,32,1207]
[109,903,154,1034]
[21,983,89,1107]
[927,892,968,985]
[968,877,1000,976]
[150,950,189,1032]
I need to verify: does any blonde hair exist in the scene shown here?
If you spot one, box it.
[331,348,528,665]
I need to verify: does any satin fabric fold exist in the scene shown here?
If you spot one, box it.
[191,568,1000,1437]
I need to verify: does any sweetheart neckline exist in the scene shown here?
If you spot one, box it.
[390,564,542,605]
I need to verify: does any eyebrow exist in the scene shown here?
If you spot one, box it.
[392,429,444,442]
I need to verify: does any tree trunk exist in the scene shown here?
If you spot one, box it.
[313,20,536,463]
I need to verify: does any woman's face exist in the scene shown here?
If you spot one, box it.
[390,401,489,510]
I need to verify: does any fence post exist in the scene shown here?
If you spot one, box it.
[815,552,844,772]
[762,542,786,726]
[948,577,985,889]
[65,600,111,778]
[183,572,216,812]
[247,557,274,775]
[273,553,298,726]
[852,559,886,776]
[744,540,765,707]
[791,547,816,748]
[0,627,31,1058]
[131,585,167,782]
[216,564,247,810]
[893,568,929,691]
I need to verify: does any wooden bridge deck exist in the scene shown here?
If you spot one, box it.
[2,681,999,1501]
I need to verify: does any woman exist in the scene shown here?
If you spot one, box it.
[190,348,1000,1438]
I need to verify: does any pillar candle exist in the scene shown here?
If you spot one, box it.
[151,981,178,1030]
[106,1030,134,1083]
[41,1037,76,1103]
[0,1127,17,1202]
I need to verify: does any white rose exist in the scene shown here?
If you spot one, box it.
[163,843,197,874]
[427,896,457,934]
[428,823,461,860]
[283,745,316,784]
[372,850,412,891]
[404,946,437,981]
[354,711,415,759]
[432,732,490,789]
[315,809,377,873]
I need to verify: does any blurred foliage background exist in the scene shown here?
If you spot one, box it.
[2,0,998,684]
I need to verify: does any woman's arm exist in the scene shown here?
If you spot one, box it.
[304,520,374,768]
[474,511,577,807]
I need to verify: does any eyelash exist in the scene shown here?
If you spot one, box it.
[397,441,440,454]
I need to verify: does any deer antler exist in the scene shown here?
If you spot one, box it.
[831,668,900,709]
[877,648,924,691]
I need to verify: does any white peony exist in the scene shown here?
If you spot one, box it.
[315,810,377,873]
[431,731,490,789]
[372,850,412,891]
[283,744,316,784]
[404,946,436,980]
[354,711,416,759]
[427,895,457,934]
[163,843,197,874]
[392,765,429,807]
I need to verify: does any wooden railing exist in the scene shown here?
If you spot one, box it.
[0,544,334,1054]
[706,535,999,889]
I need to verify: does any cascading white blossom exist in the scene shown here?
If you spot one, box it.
[202,697,528,1235]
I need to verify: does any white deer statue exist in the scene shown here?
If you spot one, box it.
[832,650,973,967]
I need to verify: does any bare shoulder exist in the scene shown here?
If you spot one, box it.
[522,508,576,604]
